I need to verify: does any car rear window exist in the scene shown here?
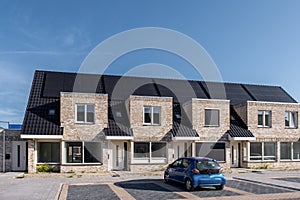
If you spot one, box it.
[196,160,220,170]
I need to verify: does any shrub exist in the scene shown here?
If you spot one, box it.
[36,164,52,173]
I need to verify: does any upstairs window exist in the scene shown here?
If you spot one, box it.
[258,110,271,127]
[143,106,161,125]
[204,109,220,127]
[285,111,298,128]
[76,104,94,123]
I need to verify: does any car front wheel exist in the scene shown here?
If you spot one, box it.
[215,185,224,190]
[185,178,194,191]
[164,173,170,183]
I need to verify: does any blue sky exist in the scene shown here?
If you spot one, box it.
[1,0,300,123]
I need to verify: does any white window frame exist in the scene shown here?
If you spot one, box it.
[75,104,95,124]
[248,142,276,162]
[143,106,161,126]
[280,142,300,161]
[204,109,220,127]
[131,141,167,164]
[258,110,271,128]
[64,141,102,164]
[285,111,298,128]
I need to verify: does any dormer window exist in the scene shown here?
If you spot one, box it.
[204,109,220,127]
[285,111,298,128]
[175,114,181,119]
[75,104,94,123]
[143,106,161,125]
[115,111,122,118]
[258,110,271,127]
[48,109,55,116]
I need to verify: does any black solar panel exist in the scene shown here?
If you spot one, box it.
[200,81,227,100]
[188,81,208,99]
[72,73,102,93]
[43,72,104,97]
[224,83,254,105]
[154,78,199,103]
[43,72,64,97]
[243,84,296,103]
[133,83,159,96]
[104,75,158,100]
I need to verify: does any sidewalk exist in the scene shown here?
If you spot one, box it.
[232,170,300,191]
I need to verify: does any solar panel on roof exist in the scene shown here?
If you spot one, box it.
[154,78,199,103]
[133,83,159,96]
[188,81,208,99]
[243,85,296,103]
[43,72,64,97]
[224,83,254,105]
[72,74,102,93]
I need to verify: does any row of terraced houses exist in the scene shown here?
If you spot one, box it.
[2,70,300,173]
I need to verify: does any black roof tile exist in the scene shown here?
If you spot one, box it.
[102,119,133,137]
[22,70,298,136]
[227,124,255,138]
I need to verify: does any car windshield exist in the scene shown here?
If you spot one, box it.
[196,160,220,170]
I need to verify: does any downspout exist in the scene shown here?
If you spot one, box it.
[2,130,5,172]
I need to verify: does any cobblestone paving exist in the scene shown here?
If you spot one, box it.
[116,181,184,200]
[226,180,293,194]
[190,188,241,198]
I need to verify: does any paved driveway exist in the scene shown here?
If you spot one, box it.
[64,178,299,200]
[1,171,300,200]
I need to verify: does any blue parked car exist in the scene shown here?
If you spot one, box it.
[164,157,226,191]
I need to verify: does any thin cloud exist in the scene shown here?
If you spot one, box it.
[0,50,85,55]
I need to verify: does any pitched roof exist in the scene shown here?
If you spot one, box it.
[22,70,297,136]
[22,71,62,135]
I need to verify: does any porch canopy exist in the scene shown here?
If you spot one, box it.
[227,124,255,141]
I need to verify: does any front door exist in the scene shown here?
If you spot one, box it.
[12,141,26,171]
[174,142,191,159]
[112,141,125,170]
[231,142,240,168]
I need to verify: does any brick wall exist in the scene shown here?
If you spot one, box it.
[129,96,173,141]
[247,101,300,141]
[192,99,230,141]
[60,92,108,141]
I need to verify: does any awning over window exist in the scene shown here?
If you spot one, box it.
[227,124,255,141]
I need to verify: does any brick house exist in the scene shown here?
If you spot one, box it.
[20,70,300,173]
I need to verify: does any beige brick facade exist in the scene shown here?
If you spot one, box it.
[247,101,300,141]
[129,95,173,141]
[192,99,230,141]
[235,101,300,169]
[60,92,108,141]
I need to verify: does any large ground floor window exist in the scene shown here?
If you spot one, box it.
[280,142,300,160]
[249,142,276,161]
[195,142,226,162]
[133,142,167,164]
[38,142,60,163]
[65,141,102,164]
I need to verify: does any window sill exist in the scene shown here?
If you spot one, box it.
[247,160,276,163]
[75,122,95,125]
[61,163,103,166]
[257,126,271,128]
[280,159,300,162]
[204,125,220,128]
[37,162,60,165]
[285,127,298,129]
[143,124,161,126]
